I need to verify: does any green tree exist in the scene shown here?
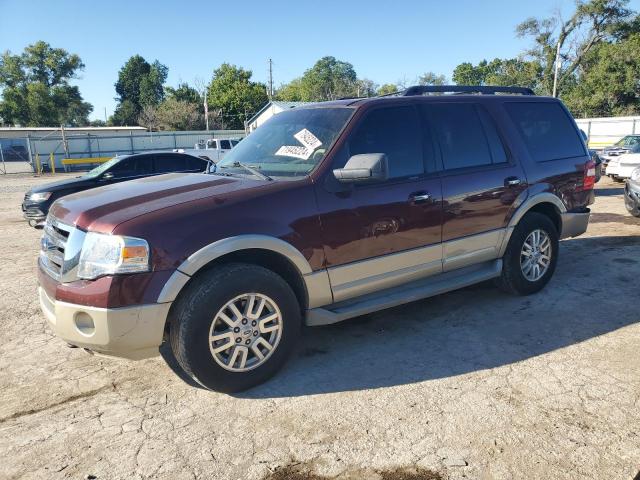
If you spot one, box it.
[563,32,640,116]
[418,72,447,85]
[377,83,399,95]
[516,0,633,96]
[276,56,358,102]
[0,41,92,126]
[111,55,168,125]
[157,98,204,131]
[165,82,202,106]
[453,58,542,91]
[275,78,305,101]
[206,63,268,129]
[301,56,357,101]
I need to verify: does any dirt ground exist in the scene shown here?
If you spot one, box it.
[0,173,638,480]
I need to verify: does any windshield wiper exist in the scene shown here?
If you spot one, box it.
[220,161,273,181]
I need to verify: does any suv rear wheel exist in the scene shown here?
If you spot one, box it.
[496,212,559,295]
[169,263,301,392]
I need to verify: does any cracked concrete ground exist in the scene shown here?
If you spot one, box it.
[0,173,639,480]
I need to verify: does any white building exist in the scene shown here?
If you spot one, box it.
[246,101,312,132]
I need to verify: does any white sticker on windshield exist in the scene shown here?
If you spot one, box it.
[294,128,322,151]
[275,145,312,160]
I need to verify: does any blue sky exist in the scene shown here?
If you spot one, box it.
[2,0,639,120]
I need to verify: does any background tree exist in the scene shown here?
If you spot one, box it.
[563,31,640,116]
[418,72,447,85]
[276,56,358,102]
[111,55,168,125]
[452,58,542,90]
[377,83,399,95]
[0,41,92,126]
[157,98,203,130]
[207,63,268,129]
[516,0,633,96]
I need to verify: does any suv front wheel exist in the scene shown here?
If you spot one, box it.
[169,263,301,392]
[496,212,559,295]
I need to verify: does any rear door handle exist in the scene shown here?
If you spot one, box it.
[409,192,432,204]
[504,176,522,187]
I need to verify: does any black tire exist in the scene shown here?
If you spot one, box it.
[495,212,559,296]
[624,193,640,217]
[169,263,301,393]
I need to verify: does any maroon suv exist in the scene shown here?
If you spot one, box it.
[38,86,595,392]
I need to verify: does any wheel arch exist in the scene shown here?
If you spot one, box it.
[499,193,566,256]
[157,236,331,327]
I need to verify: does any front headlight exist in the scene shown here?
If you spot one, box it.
[631,167,640,182]
[78,232,150,280]
[28,191,52,202]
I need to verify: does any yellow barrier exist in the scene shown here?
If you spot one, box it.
[50,153,55,174]
[61,157,112,166]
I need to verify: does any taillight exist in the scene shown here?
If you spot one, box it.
[577,159,596,191]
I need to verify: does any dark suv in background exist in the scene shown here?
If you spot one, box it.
[37,86,595,392]
[22,151,209,226]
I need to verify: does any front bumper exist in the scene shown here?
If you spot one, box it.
[22,201,47,222]
[39,286,171,360]
[560,209,590,239]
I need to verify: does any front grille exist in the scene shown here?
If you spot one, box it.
[40,217,73,281]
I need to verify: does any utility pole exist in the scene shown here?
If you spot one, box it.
[552,40,562,98]
[268,58,274,99]
[204,88,209,131]
[104,107,107,123]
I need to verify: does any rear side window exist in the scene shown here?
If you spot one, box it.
[505,102,585,162]
[428,103,507,170]
[349,106,423,179]
[155,154,187,173]
[220,139,231,150]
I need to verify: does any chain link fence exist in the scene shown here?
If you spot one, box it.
[1,129,245,175]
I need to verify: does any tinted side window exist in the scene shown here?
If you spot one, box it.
[109,155,153,177]
[505,102,585,162]
[429,103,505,170]
[186,156,207,171]
[155,154,187,173]
[349,106,423,179]
[220,139,231,150]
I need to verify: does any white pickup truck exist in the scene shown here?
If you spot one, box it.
[175,138,241,163]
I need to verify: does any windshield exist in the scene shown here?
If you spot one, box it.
[614,136,640,147]
[83,156,122,178]
[216,107,353,178]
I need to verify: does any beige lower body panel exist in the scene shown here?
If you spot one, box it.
[322,229,506,305]
[39,287,171,360]
[327,243,443,303]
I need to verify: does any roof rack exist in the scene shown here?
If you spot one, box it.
[402,85,535,96]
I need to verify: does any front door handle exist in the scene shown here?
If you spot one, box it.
[409,192,432,204]
[504,176,522,187]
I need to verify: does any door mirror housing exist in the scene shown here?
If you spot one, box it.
[333,153,388,184]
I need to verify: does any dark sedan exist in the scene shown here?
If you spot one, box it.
[22,151,209,227]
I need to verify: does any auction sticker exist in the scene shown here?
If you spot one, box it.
[275,145,312,160]
[294,129,322,151]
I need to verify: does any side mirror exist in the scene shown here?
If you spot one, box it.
[333,153,388,184]
[101,172,114,181]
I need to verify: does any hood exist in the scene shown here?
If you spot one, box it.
[28,175,94,193]
[50,173,270,232]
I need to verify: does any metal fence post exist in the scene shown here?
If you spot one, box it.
[633,119,637,135]
[130,132,134,154]
[50,152,56,174]
[0,141,6,175]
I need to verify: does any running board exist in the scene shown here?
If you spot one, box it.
[305,259,502,326]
